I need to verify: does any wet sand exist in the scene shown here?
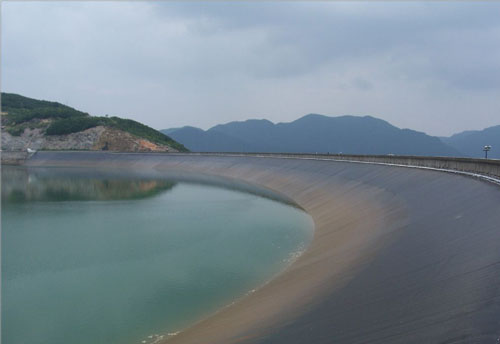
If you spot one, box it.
[26,152,500,343]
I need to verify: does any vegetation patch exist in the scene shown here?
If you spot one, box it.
[105,117,186,150]
[5,107,88,125]
[6,120,50,136]
[6,125,27,136]
[2,93,69,111]
[2,93,88,125]
[45,117,103,135]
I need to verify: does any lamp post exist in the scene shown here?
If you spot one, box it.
[483,145,491,159]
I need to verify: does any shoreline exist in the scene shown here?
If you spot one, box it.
[24,152,500,343]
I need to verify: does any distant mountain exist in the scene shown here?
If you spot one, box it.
[164,126,252,152]
[441,125,500,159]
[162,114,460,156]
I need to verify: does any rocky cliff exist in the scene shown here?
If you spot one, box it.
[1,93,187,162]
[1,125,178,152]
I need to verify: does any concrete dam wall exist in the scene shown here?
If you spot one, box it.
[24,152,500,343]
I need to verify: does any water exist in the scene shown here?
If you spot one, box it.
[1,166,313,344]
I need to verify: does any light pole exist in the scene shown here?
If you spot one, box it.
[483,145,491,159]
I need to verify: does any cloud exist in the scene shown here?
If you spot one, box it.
[1,1,499,136]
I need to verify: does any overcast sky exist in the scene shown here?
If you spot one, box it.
[2,1,499,136]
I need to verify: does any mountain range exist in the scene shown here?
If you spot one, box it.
[162,114,489,157]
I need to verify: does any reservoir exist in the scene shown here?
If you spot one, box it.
[1,166,314,344]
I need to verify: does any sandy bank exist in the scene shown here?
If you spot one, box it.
[26,152,500,343]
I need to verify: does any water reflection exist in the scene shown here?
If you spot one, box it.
[1,167,176,203]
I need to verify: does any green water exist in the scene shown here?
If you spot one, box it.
[1,167,313,344]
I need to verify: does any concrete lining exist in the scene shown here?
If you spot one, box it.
[24,152,500,343]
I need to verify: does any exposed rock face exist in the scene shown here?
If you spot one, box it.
[1,126,178,153]
[93,127,176,152]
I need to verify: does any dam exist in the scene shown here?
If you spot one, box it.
[19,151,500,343]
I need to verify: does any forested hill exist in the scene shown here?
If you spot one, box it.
[162,114,460,156]
[1,93,187,152]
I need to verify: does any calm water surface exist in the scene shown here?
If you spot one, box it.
[1,167,313,344]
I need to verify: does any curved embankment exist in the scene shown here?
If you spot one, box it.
[26,152,500,344]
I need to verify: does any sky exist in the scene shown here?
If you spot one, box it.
[1,1,499,136]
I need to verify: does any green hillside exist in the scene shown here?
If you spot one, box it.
[1,93,187,152]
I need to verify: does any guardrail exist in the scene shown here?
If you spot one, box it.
[324,154,500,179]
